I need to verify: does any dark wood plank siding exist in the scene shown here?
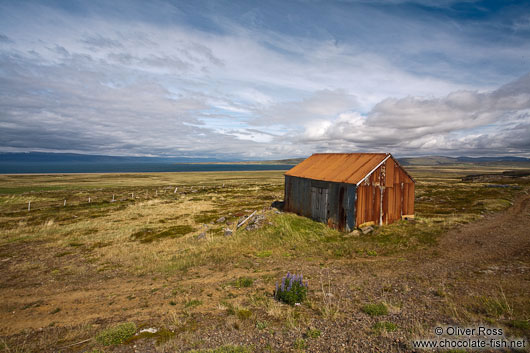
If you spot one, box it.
[284,175,356,231]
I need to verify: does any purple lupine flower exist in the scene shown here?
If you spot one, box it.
[281,277,286,291]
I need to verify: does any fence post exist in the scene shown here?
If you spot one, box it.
[28,201,31,211]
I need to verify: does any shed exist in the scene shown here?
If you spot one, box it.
[283,153,415,231]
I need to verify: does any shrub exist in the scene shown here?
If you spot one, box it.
[362,302,388,316]
[274,272,308,305]
[96,322,136,346]
[236,308,252,320]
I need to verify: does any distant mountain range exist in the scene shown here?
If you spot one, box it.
[0,152,528,166]
[397,156,530,165]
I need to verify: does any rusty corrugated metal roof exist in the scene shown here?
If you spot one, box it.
[285,153,389,184]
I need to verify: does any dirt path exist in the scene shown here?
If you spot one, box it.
[429,192,530,272]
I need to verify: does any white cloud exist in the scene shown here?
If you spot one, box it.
[298,74,530,156]
[1,1,530,158]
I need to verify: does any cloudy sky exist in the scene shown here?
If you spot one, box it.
[1,0,529,159]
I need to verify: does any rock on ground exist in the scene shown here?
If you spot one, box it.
[360,226,374,234]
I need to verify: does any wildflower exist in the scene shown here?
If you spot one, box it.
[274,272,308,305]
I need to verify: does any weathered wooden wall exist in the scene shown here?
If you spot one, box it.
[355,158,415,226]
[284,175,356,231]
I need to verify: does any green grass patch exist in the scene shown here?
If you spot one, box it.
[96,322,136,346]
[362,302,388,316]
[293,338,306,349]
[233,277,253,288]
[469,295,512,318]
[372,321,397,334]
[255,321,268,330]
[126,327,175,344]
[131,225,194,243]
[185,299,202,308]
[54,251,72,257]
[508,319,530,330]
[155,225,195,239]
[305,328,321,338]
[255,250,272,258]
[194,212,218,224]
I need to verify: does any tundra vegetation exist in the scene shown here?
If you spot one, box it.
[0,165,529,352]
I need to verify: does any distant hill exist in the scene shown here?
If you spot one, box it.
[397,156,530,166]
[0,152,226,164]
[455,156,530,163]
[226,158,305,165]
[397,156,458,166]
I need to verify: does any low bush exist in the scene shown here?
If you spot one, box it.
[236,308,252,320]
[96,322,136,346]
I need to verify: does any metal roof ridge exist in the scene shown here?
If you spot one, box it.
[355,153,391,186]
[312,152,389,155]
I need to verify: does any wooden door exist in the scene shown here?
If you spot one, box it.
[311,187,328,222]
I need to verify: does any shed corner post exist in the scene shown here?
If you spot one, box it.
[284,175,287,203]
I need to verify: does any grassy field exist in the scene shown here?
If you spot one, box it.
[0,165,529,352]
